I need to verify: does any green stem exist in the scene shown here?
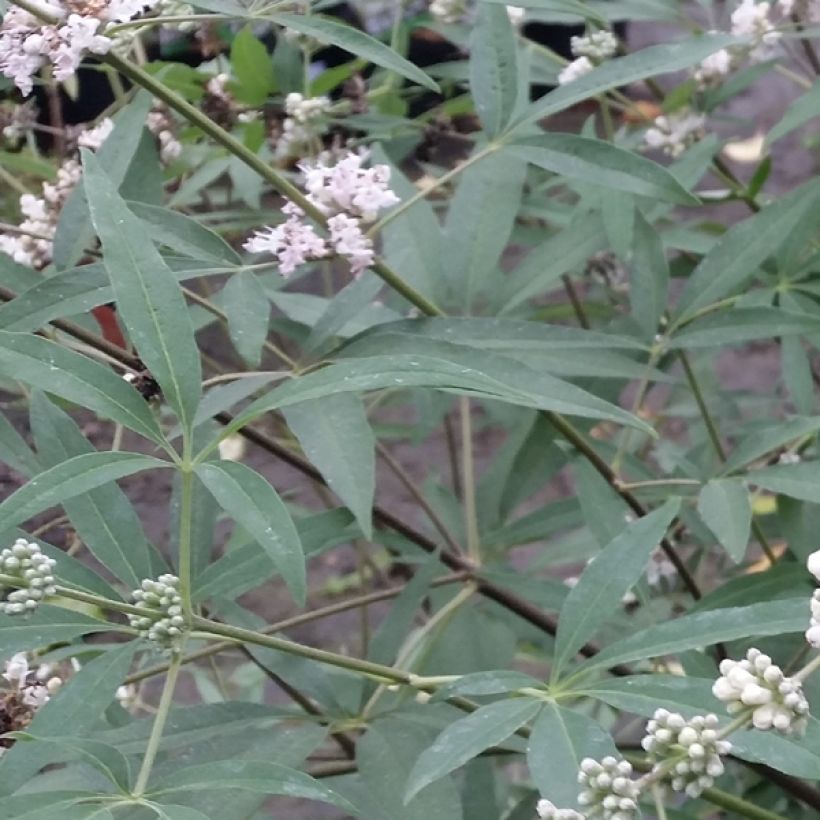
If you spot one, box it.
[191,614,416,684]
[460,397,481,564]
[177,465,195,618]
[794,649,820,683]
[651,783,668,820]
[132,652,182,796]
[96,52,443,317]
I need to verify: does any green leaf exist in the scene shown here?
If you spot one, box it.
[221,271,270,367]
[697,479,751,562]
[470,2,519,137]
[193,508,356,602]
[674,180,820,321]
[359,720,465,819]
[500,214,608,311]
[0,410,39,477]
[0,643,139,797]
[404,698,542,802]
[153,807,212,820]
[228,353,649,435]
[767,78,820,145]
[746,461,820,502]
[128,202,241,265]
[0,331,166,446]
[518,34,737,126]
[581,675,721,718]
[0,794,101,820]
[527,704,617,809]
[0,605,111,661]
[29,392,162,588]
[195,460,305,604]
[53,93,153,269]
[12,734,131,791]
[630,212,669,337]
[271,13,439,92]
[580,599,808,672]
[149,760,357,813]
[82,150,202,433]
[729,724,820,779]
[508,135,699,204]
[371,146,442,303]
[670,307,820,348]
[444,151,526,310]
[552,499,680,678]
[283,394,375,539]
[230,25,277,106]
[722,416,820,473]
[0,451,169,535]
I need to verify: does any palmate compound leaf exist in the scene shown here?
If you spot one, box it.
[404,698,542,803]
[195,461,305,605]
[83,150,202,435]
[148,760,358,814]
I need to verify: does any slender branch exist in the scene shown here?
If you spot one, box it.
[132,653,182,796]
[791,10,820,75]
[124,572,470,684]
[459,398,481,563]
[376,441,463,554]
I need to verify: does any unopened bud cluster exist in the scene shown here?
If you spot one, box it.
[559,30,618,85]
[713,649,809,734]
[805,550,820,647]
[577,756,640,819]
[570,31,618,61]
[128,574,186,650]
[642,710,730,797]
[0,539,57,616]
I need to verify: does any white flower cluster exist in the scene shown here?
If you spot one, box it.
[804,549,820,647]
[0,1,160,96]
[275,92,332,161]
[642,710,731,797]
[577,756,640,819]
[694,0,791,87]
[643,110,706,158]
[536,799,584,819]
[128,573,186,650]
[244,151,399,277]
[646,547,677,587]
[0,118,111,269]
[0,539,57,616]
[559,30,618,85]
[713,648,809,734]
[2,652,62,710]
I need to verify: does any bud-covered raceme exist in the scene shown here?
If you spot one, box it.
[536,798,585,819]
[577,756,641,819]
[570,30,618,61]
[712,648,810,735]
[0,539,57,616]
[128,574,186,650]
[641,710,731,797]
